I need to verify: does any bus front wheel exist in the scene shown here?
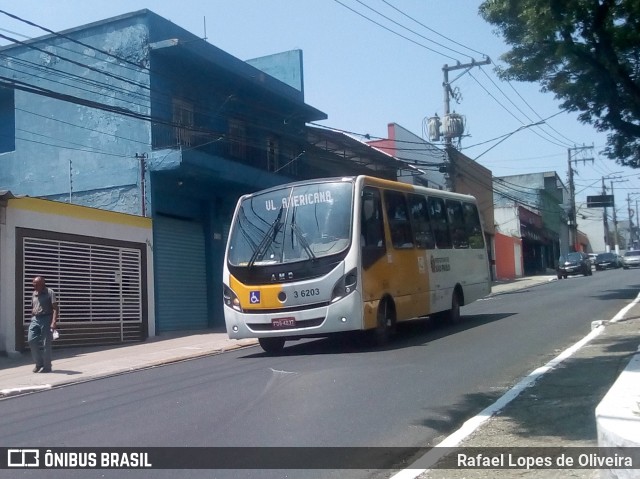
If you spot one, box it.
[259,337,286,355]
[371,300,396,347]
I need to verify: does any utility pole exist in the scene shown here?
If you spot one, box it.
[627,198,640,249]
[611,181,620,255]
[609,179,628,254]
[567,145,594,251]
[441,57,491,191]
[135,153,148,217]
[602,177,610,252]
[628,194,635,249]
[442,58,492,145]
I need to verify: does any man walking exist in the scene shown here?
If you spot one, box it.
[28,276,58,373]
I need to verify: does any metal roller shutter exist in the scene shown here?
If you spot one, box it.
[21,236,144,348]
[154,216,208,331]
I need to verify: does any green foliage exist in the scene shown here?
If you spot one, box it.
[479,0,640,167]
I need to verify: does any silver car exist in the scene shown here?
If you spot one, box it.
[622,250,640,269]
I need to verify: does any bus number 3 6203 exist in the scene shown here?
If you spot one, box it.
[294,288,320,299]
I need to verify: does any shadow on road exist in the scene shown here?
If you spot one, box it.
[592,284,640,301]
[239,312,516,358]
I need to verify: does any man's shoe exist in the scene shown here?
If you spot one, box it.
[33,366,43,373]
[39,368,52,373]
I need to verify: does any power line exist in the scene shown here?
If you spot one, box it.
[467,70,569,149]
[476,67,573,148]
[331,0,459,61]
[380,0,487,58]
[504,78,577,146]
[352,0,473,59]
[0,31,151,93]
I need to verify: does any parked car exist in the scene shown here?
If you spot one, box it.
[557,252,593,279]
[594,252,622,270]
[622,250,640,269]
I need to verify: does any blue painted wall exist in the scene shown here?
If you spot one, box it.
[0,14,153,214]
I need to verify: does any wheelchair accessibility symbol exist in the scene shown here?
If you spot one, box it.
[249,291,261,304]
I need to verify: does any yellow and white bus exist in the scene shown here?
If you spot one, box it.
[223,175,491,353]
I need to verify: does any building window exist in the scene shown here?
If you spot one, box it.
[267,136,280,172]
[229,118,247,159]
[0,87,15,153]
[172,98,195,147]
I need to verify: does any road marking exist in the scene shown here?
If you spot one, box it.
[390,290,640,478]
[269,368,297,375]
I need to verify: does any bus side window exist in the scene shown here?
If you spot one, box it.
[384,190,414,249]
[361,188,385,248]
[446,200,469,249]
[463,202,485,249]
[408,194,435,249]
[427,196,452,249]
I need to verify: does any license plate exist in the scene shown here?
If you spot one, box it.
[272,317,296,329]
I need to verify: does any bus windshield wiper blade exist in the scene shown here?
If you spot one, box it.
[248,205,284,268]
[237,206,260,255]
[290,206,316,261]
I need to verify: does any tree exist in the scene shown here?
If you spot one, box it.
[479,0,640,167]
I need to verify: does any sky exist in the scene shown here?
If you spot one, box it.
[2,0,639,220]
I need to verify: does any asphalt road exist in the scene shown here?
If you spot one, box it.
[1,269,637,479]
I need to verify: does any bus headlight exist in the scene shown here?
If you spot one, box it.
[223,284,242,311]
[331,268,358,303]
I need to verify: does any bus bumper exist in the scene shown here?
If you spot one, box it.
[224,291,363,339]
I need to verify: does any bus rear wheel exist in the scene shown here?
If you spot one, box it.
[433,290,462,325]
[259,337,286,354]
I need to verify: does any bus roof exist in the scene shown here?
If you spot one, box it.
[237,175,478,203]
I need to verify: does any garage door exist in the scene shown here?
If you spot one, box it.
[154,216,208,331]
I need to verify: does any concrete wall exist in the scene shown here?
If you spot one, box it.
[494,206,524,280]
[246,50,305,96]
[0,196,154,355]
[0,14,152,214]
[495,232,523,280]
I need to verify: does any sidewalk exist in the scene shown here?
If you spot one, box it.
[0,274,557,398]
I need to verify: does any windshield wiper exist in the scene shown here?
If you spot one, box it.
[290,206,316,261]
[248,206,284,268]
[236,206,261,255]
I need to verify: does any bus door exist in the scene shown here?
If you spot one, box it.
[360,187,388,329]
[382,190,428,321]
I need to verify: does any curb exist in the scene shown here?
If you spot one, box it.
[0,340,259,400]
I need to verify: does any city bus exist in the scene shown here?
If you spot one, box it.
[223,175,491,353]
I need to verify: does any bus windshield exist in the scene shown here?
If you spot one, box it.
[227,181,353,267]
